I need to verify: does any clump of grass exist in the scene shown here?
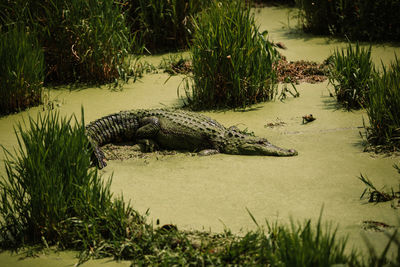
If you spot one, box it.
[2,0,133,85]
[364,57,400,151]
[127,0,210,52]
[159,54,192,75]
[359,163,400,205]
[358,173,400,203]
[0,26,44,115]
[0,109,145,260]
[183,0,278,109]
[328,43,374,110]
[219,210,357,266]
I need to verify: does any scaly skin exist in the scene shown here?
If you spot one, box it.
[86,109,298,168]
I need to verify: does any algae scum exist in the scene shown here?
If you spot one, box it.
[1,6,400,266]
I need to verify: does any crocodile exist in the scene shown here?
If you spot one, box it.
[85,109,298,168]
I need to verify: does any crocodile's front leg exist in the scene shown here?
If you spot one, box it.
[137,139,159,152]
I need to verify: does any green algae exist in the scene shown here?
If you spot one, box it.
[0,5,400,266]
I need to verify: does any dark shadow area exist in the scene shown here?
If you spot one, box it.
[181,103,264,113]
[47,82,105,92]
[251,2,296,9]
[233,106,264,113]
[273,19,400,47]
[320,95,344,111]
[275,27,346,45]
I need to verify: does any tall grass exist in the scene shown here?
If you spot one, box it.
[364,57,400,151]
[183,0,278,109]
[0,110,145,256]
[129,214,360,265]
[0,26,44,115]
[219,212,357,266]
[1,0,132,84]
[295,0,400,41]
[328,43,374,110]
[127,0,210,52]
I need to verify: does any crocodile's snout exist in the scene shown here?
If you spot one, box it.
[287,148,298,156]
[238,142,298,156]
[268,146,298,157]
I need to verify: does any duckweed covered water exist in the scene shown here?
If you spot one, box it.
[1,6,400,266]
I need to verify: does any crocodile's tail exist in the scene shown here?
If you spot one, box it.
[85,111,139,168]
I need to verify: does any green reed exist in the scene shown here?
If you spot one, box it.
[0,109,145,256]
[218,210,357,266]
[183,0,278,109]
[0,26,44,115]
[1,0,132,84]
[328,43,374,110]
[364,57,400,151]
[127,0,210,52]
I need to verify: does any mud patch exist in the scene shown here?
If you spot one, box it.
[275,58,329,84]
[362,221,395,232]
[161,57,329,85]
[264,118,286,128]
[102,143,194,161]
[163,59,192,75]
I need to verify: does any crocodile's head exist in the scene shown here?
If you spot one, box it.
[222,131,298,156]
[236,139,298,156]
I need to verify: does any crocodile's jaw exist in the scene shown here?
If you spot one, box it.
[225,141,298,156]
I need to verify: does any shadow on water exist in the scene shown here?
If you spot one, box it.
[182,104,264,114]
[320,95,344,111]
[275,26,348,46]
[352,134,368,151]
[47,82,104,92]
[233,106,264,113]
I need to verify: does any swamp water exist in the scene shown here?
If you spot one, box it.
[1,6,400,266]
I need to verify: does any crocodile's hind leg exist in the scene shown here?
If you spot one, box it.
[136,116,161,138]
